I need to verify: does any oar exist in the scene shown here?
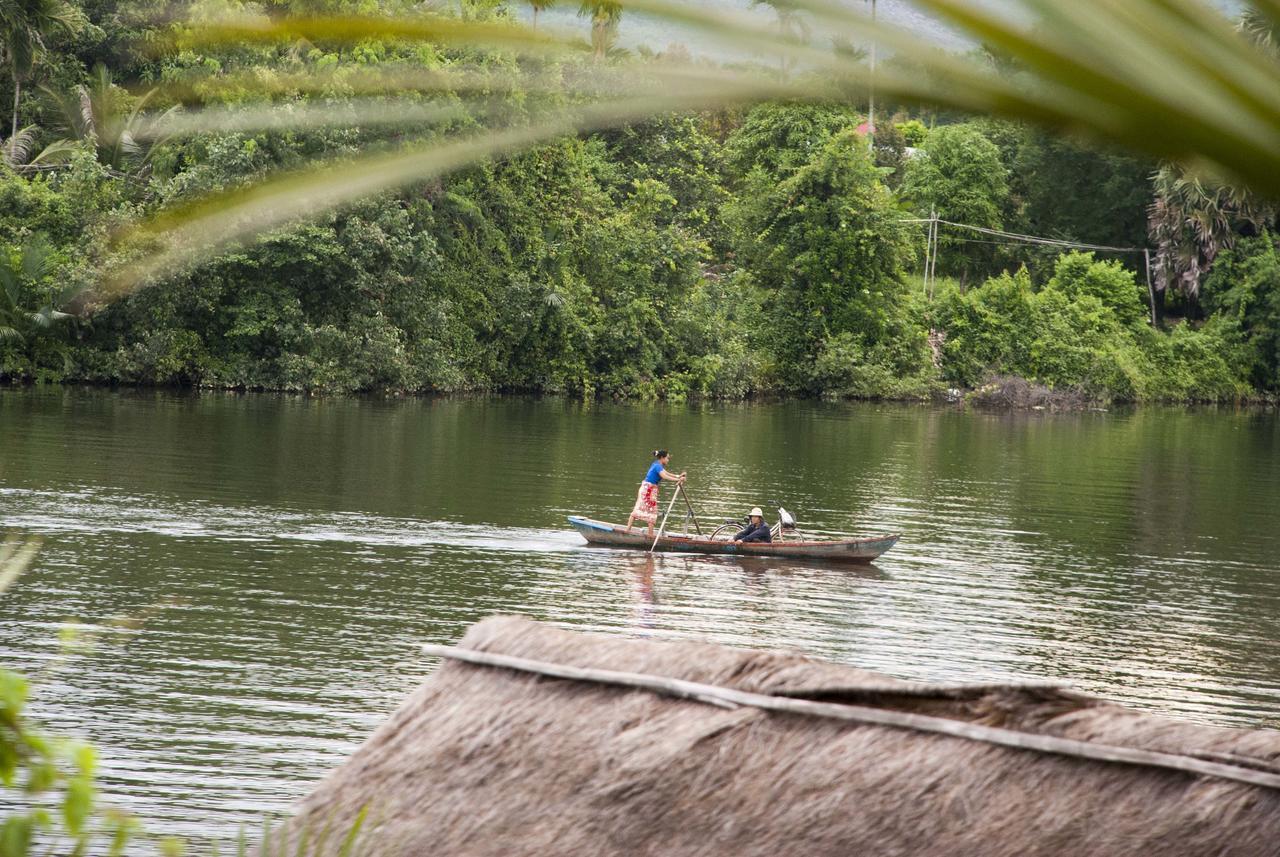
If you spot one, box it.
[650,483,684,552]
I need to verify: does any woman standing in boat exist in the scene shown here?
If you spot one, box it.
[625,449,686,538]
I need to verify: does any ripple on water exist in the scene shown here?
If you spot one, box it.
[2,394,1279,846]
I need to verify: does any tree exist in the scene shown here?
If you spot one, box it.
[528,0,554,32]
[577,0,620,62]
[752,0,810,76]
[1144,5,1280,312]
[722,101,861,181]
[1148,164,1274,309]
[0,232,74,365]
[1201,232,1280,391]
[1044,251,1146,328]
[731,129,914,391]
[901,123,1009,283]
[90,1,1280,294]
[1238,8,1280,55]
[34,64,177,175]
[1011,132,1153,252]
[0,0,80,143]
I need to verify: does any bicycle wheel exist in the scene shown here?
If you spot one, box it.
[710,521,743,541]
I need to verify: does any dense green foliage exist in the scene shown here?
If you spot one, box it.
[901,123,1008,283]
[0,0,1275,403]
[1202,233,1280,392]
[728,129,928,396]
[933,253,1250,401]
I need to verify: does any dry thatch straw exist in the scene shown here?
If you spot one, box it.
[284,616,1280,856]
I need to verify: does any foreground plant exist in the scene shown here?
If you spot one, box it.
[0,538,125,857]
[2,540,371,857]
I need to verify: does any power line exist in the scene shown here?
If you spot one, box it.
[899,217,1147,254]
[902,215,1159,326]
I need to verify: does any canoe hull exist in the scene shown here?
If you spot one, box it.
[567,516,898,564]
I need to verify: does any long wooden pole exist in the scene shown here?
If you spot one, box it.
[1144,248,1158,327]
[679,484,703,535]
[928,208,940,298]
[650,483,683,552]
[867,0,876,145]
[421,643,1280,792]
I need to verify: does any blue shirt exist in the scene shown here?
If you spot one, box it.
[644,460,665,485]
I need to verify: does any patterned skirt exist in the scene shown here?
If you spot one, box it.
[631,481,659,523]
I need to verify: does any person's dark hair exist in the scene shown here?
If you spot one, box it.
[652,449,668,459]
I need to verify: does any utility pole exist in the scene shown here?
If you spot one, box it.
[923,208,939,302]
[867,0,877,146]
[1143,249,1158,327]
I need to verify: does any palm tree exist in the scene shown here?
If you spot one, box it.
[33,64,177,175]
[529,0,556,32]
[0,0,80,143]
[1146,7,1280,308]
[753,0,811,76]
[1147,166,1274,306]
[1238,7,1280,53]
[1,123,39,168]
[755,0,809,43]
[0,233,71,348]
[578,0,621,62]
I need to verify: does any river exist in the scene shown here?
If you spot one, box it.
[1,388,1278,843]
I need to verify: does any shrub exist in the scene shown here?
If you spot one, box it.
[1045,251,1147,327]
[1201,232,1280,391]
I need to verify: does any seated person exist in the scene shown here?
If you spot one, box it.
[734,507,772,543]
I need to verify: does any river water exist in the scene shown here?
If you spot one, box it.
[1,388,1278,842]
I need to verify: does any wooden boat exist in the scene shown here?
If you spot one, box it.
[567,515,899,564]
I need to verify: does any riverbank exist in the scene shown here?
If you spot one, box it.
[3,373,1275,410]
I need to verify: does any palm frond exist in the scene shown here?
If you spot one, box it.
[29,306,72,327]
[20,233,57,283]
[144,60,731,114]
[134,59,802,140]
[2,125,43,166]
[39,81,92,141]
[28,138,83,165]
[133,100,471,140]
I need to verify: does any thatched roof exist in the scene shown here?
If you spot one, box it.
[283,616,1280,857]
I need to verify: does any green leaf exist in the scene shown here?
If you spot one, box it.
[62,775,94,835]
[0,817,36,857]
[105,810,136,857]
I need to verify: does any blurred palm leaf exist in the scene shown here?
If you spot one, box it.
[107,81,791,288]
[0,536,41,597]
[105,0,1280,292]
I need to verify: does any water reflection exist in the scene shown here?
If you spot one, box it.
[629,554,658,635]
